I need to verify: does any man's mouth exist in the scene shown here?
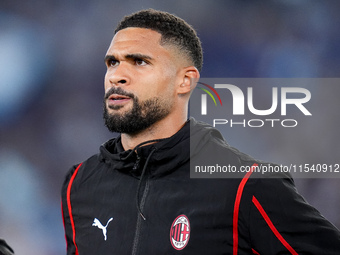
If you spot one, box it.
[107,94,132,106]
[109,94,131,100]
[104,87,135,109]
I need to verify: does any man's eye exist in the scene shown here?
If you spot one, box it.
[135,59,147,66]
[107,59,118,67]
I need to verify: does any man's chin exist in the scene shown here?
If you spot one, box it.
[106,104,135,117]
[107,104,125,111]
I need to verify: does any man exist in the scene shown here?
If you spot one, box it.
[61,9,340,254]
[0,239,14,255]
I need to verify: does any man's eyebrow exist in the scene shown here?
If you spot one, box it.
[104,53,153,63]
[125,53,153,61]
[104,55,117,62]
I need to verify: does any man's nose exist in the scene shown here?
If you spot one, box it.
[106,63,130,86]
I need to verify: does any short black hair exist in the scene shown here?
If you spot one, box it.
[115,9,203,72]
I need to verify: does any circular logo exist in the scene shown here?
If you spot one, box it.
[170,214,190,250]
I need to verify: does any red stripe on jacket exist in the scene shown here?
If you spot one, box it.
[252,195,298,255]
[66,163,82,255]
[233,163,257,255]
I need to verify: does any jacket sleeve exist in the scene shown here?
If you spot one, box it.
[249,176,340,255]
[0,239,14,255]
[61,164,80,255]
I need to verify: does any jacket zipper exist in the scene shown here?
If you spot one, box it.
[133,155,141,171]
[131,178,150,255]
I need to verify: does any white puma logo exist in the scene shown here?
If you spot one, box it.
[92,217,113,241]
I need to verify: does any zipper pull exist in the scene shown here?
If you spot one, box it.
[133,155,141,171]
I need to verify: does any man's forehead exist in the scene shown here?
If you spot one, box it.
[110,27,162,46]
[106,27,175,59]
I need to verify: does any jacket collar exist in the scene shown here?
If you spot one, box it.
[99,119,191,178]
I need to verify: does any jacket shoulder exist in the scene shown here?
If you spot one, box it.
[61,153,102,195]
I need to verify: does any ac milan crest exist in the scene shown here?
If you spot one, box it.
[170,214,190,250]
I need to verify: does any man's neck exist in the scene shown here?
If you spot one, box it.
[121,117,187,150]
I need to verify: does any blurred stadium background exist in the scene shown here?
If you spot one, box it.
[1,1,340,254]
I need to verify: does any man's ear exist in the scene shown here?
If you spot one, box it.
[177,66,200,95]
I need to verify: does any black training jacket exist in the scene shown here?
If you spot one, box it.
[61,118,340,254]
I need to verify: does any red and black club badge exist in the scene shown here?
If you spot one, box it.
[170,214,190,250]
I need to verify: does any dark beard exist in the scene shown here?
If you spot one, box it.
[103,88,171,134]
